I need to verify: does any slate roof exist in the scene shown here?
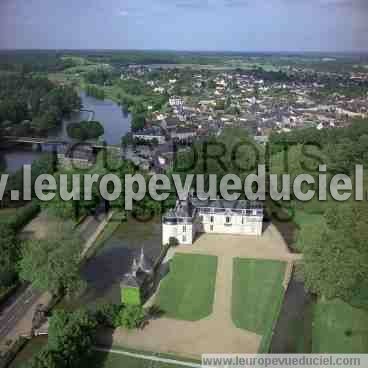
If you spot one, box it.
[164,198,263,220]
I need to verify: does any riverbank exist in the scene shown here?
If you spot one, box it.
[0,90,132,173]
[56,215,162,311]
[0,147,45,174]
[0,209,115,356]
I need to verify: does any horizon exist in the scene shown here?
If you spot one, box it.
[0,48,368,56]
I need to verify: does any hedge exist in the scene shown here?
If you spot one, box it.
[8,201,40,232]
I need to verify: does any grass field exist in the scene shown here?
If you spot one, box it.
[86,351,196,368]
[293,210,325,251]
[157,253,218,321]
[312,299,368,353]
[224,60,281,71]
[293,211,324,227]
[8,337,47,368]
[232,258,286,352]
[0,208,17,224]
[9,342,193,368]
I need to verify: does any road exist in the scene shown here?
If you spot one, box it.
[0,206,110,346]
[0,285,42,342]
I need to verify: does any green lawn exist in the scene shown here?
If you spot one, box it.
[232,258,286,352]
[0,208,17,224]
[9,343,192,368]
[293,211,324,227]
[85,351,194,368]
[157,254,218,321]
[312,299,368,353]
[293,210,325,251]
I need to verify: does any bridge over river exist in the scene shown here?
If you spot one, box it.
[4,136,122,151]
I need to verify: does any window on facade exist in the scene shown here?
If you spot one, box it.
[183,225,186,232]
[182,235,186,242]
[242,216,244,224]
[210,225,214,231]
[210,216,214,223]
[226,216,231,223]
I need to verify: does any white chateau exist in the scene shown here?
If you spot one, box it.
[162,197,264,245]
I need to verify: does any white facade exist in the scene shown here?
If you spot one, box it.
[169,96,184,107]
[170,130,197,140]
[162,222,195,246]
[198,211,263,236]
[133,133,166,144]
[162,199,263,245]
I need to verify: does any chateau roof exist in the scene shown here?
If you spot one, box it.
[191,199,263,210]
[137,248,154,274]
[164,198,263,220]
[120,274,142,288]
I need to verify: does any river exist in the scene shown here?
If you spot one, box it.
[57,216,162,310]
[0,91,131,173]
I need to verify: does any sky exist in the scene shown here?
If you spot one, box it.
[0,0,367,52]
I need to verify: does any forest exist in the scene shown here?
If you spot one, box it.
[0,74,81,137]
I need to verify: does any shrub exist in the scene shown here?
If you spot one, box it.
[67,120,104,140]
[8,201,40,232]
[114,305,145,329]
[95,303,123,327]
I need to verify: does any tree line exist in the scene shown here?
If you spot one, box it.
[269,119,368,307]
[0,74,81,137]
[172,123,368,308]
[0,155,56,295]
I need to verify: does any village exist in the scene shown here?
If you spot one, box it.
[120,63,368,172]
[1,49,368,368]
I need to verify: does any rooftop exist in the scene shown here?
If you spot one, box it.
[164,198,263,220]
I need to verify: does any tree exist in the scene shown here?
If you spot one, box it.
[114,305,145,329]
[67,120,104,141]
[169,237,179,247]
[28,349,65,368]
[132,195,161,221]
[121,133,133,147]
[19,230,84,296]
[95,303,123,327]
[301,201,368,302]
[0,73,80,136]
[131,113,145,131]
[48,309,97,364]
[173,127,260,188]
[29,309,97,368]
[85,85,105,100]
[0,227,19,288]
[42,171,101,221]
